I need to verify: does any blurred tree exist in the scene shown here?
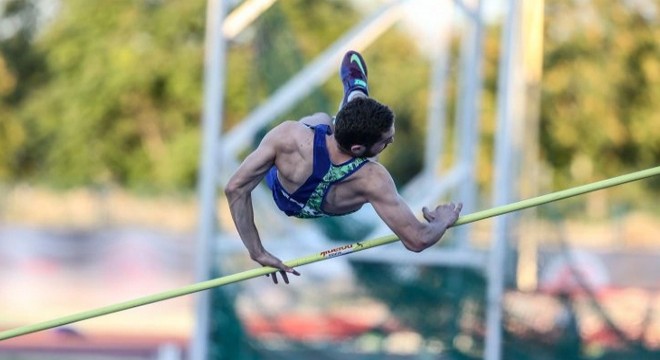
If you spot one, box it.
[0,0,44,98]
[13,0,206,189]
[249,1,335,128]
[0,54,23,180]
[0,0,656,197]
[221,0,360,139]
[541,0,660,193]
[4,0,434,191]
[0,0,44,180]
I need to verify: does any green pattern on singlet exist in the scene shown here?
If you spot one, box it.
[297,157,369,219]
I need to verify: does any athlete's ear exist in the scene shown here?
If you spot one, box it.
[349,144,367,156]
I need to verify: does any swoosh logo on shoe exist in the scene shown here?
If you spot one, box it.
[350,54,366,76]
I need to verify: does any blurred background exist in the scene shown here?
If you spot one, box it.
[0,0,659,359]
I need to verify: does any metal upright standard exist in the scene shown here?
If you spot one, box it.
[191,1,227,359]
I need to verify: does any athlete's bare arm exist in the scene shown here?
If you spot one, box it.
[357,163,462,252]
[225,122,301,284]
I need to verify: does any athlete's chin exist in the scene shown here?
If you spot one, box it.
[365,149,386,158]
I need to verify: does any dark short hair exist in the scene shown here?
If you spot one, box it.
[334,97,394,150]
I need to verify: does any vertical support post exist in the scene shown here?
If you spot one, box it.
[516,0,545,292]
[454,0,484,248]
[191,0,227,359]
[485,0,522,359]
[424,0,453,175]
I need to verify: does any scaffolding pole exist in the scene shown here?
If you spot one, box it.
[191,0,227,359]
[485,0,522,359]
[454,0,484,249]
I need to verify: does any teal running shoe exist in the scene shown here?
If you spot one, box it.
[340,50,369,107]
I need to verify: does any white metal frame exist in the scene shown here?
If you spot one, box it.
[193,1,535,360]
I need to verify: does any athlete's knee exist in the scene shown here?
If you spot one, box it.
[312,112,332,120]
[300,112,332,126]
[347,91,368,103]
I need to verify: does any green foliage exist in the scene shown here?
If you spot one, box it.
[352,262,486,352]
[0,56,22,179]
[0,0,658,197]
[6,0,206,189]
[0,0,43,179]
[251,1,336,121]
[541,0,660,191]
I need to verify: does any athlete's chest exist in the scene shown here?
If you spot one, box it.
[320,171,368,211]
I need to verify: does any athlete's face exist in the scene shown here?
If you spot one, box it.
[364,125,395,158]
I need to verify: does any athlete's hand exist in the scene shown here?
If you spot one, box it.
[422,202,463,227]
[253,251,301,285]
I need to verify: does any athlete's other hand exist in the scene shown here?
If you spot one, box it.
[422,202,463,227]
[253,251,301,285]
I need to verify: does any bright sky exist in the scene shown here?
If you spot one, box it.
[352,0,505,55]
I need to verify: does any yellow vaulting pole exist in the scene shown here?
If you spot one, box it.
[1,165,658,341]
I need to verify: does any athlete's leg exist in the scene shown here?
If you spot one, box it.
[299,112,333,127]
[339,50,369,110]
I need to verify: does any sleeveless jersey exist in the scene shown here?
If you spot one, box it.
[265,124,369,219]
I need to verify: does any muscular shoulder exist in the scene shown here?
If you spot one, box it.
[353,161,397,195]
[269,120,304,137]
[268,113,331,137]
[260,121,314,155]
[263,121,311,148]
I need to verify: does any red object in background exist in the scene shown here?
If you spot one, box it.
[244,313,402,342]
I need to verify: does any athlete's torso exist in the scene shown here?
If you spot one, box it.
[266,124,369,218]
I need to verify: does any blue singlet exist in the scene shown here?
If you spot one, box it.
[265,124,369,219]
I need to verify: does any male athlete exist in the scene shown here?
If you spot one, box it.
[225,50,462,284]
